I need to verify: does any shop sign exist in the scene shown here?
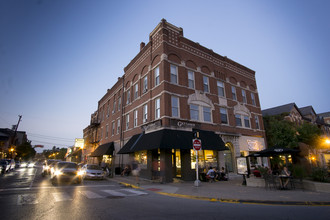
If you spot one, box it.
[170,119,201,129]
[237,157,248,175]
[142,120,162,131]
[247,139,260,151]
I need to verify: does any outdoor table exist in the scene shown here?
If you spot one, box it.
[278,175,291,189]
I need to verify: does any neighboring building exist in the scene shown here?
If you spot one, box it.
[90,19,266,182]
[262,103,304,125]
[0,128,27,159]
[318,112,330,125]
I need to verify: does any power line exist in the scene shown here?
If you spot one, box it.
[29,139,72,147]
[27,132,74,142]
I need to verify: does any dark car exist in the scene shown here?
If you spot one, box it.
[42,159,61,176]
[0,160,10,174]
[50,162,83,185]
[6,159,15,171]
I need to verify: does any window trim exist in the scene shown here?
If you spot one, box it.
[242,89,247,104]
[126,114,129,130]
[155,98,160,119]
[143,76,148,93]
[170,64,178,84]
[232,86,237,101]
[154,66,160,86]
[143,104,148,123]
[188,70,195,89]
[220,107,228,124]
[217,81,225,97]
[134,110,138,127]
[203,76,209,93]
[171,96,180,118]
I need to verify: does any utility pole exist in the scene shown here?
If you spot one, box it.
[9,115,22,158]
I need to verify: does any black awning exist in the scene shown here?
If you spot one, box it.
[118,129,227,154]
[248,145,300,157]
[90,142,114,157]
[71,149,82,156]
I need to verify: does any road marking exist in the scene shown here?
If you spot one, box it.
[29,169,38,189]
[52,192,72,202]
[121,189,148,196]
[102,190,127,197]
[79,191,104,199]
[17,194,38,205]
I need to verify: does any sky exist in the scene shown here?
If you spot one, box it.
[1,0,329,152]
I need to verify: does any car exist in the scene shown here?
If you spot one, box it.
[0,160,10,174]
[6,159,15,171]
[50,162,83,185]
[80,164,105,180]
[42,159,61,176]
[15,161,21,168]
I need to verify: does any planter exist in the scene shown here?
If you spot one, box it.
[246,176,265,187]
[302,180,330,193]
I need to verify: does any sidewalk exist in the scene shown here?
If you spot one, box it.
[108,174,330,206]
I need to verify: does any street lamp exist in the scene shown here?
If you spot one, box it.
[10,148,14,158]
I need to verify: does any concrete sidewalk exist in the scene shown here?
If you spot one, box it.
[108,174,330,206]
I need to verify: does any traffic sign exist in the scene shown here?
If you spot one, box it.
[193,139,202,151]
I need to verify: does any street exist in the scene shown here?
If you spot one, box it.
[0,166,329,220]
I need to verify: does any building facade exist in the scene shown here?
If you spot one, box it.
[90,19,266,182]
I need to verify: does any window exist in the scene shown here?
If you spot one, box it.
[235,114,242,126]
[190,104,199,121]
[107,102,110,118]
[134,84,138,100]
[220,108,228,124]
[154,66,160,86]
[242,90,247,104]
[117,120,120,134]
[118,96,121,111]
[112,122,115,136]
[170,64,178,84]
[231,86,237,101]
[244,116,250,128]
[255,115,260,129]
[203,107,211,122]
[105,124,109,138]
[143,76,148,93]
[217,81,225,97]
[126,90,130,104]
[126,114,129,130]
[113,100,116,114]
[188,70,194,89]
[143,105,148,123]
[155,98,160,119]
[203,76,209,92]
[134,110,138,127]
[251,93,256,106]
[171,96,179,117]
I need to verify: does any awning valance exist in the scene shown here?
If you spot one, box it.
[90,142,114,157]
[248,145,300,157]
[118,129,227,154]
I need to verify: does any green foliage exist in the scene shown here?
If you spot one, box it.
[16,141,36,160]
[263,115,298,148]
[311,167,329,182]
[291,164,307,179]
[296,122,321,146]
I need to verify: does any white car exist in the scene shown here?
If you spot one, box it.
[81,164,105,180]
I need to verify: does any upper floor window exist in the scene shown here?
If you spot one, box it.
[188,70,194,89]
[203,76,209,93]
[231,86,237,101]
[190,104,199,121]
[170,64,178,84]
[112,121,115,136]
[143,104,148,123]
[154,66,160,86]
[105,124,109,138]
[113,100,116,114]
[126,114,129,130]
[155,98,160,119]
[244,116,250,128]
[118,96,121,111]
[117,119,120,134]
[217,81,225,97]
[242,89,247,104]
[203,107,211,122]
[107,103,110,118]
[251,93,256,106]
[143,76,148,93]
[171,96,179,117]
[220,108,228,124]
[126,90,130,105]
[255,115,260,129]
[134,110,138,127]
[134,84,138,100]
[235,114,242,127]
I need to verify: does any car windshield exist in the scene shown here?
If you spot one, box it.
[87,165,101,170]
[0,160,7,165]
[57,163,78,169]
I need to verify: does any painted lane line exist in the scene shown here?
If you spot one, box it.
[79,191,104,199]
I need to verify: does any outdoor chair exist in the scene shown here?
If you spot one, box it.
[264,174,278,190]
[289,177,304,191]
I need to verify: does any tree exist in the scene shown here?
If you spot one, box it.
[263,115,298,148]
[16,141,36,161]
[296,122,321,147]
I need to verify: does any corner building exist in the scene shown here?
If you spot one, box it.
[95,19,266,182]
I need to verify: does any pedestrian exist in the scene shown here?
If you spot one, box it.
[131,160,141,185]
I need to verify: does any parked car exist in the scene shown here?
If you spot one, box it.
[0,159,10,174]
[80,164,105,180]
[50,162,83,185]
[15,161,21,168]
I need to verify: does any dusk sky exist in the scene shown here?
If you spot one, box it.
[1,0,329,152]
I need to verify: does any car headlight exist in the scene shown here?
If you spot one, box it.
[77,170,84,176]
[54,170,63,176]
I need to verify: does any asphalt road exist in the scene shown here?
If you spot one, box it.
[1,166,329,220]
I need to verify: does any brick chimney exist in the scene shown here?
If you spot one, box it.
[140,42,145,51]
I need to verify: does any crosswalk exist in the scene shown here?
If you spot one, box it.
[16,189,148,205]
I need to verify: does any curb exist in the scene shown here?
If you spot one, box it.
[117,181,330,206]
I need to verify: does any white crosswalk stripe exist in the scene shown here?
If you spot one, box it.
[79,190,104,199]
[52,192,72,202]
[17,194,38,205]
[121,189,148,196]
[102,190,127,197]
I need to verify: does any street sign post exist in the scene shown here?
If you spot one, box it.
[193,139,202,187]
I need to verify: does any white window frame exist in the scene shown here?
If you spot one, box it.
[217,81,225,97]
[203,76,209,93]
[255,115,260,129]
[113,100,116,114]
[143,76,148,93]
[112,121,115,136]
[235,114,242,127]
[251,93,256,106]
[220,108,228,124]
[134,83,138,100]
[134,110,138,127]
[143,104,148,123]
[188,70,194,89]
[118,97,121,111]
[171,96,179,118]
[154,66,160,86]
[203,106,211,122]
[117,119,120,134]
[190,104,199,121]
[105,124,109,138]
[232,86,237,101]
[244,116,250,128]
[155,98,160,119]
[126,90,130,105]
[242,89,247,104]
[126,114,129,130]
[170,64,178,84]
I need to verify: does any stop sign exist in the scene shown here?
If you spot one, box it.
[193,139,202,151]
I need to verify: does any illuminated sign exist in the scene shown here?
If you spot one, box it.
[74,138,84,149]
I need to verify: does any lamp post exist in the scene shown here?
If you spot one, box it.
[10,148,14,159]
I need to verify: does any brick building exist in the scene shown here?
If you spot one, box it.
[87,19,266,182]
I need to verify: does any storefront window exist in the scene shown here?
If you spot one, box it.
[190,150,217,170]
[134,151,147,169]
[102,155,112,166]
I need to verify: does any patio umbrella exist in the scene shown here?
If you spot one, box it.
[248,145,300,157]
